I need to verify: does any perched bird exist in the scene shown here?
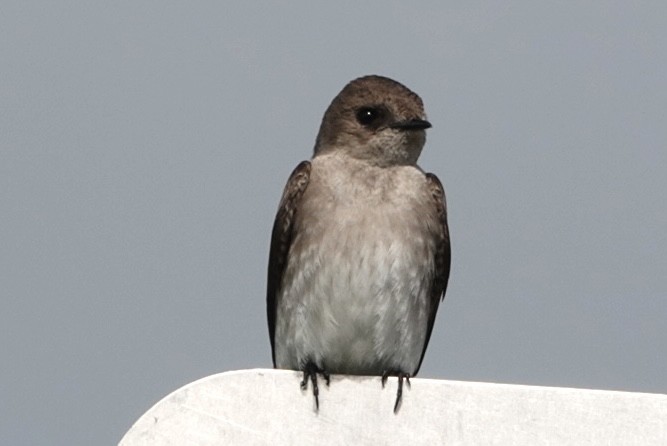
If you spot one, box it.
[267,75,450,412]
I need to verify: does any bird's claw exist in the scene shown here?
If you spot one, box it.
[300,361,329,410]
[382,370,411,413]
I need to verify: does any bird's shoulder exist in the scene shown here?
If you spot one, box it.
[277,160,311,206]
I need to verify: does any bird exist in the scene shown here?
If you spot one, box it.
[267,75,450,412]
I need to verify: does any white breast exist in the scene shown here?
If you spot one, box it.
[274,154,438,375]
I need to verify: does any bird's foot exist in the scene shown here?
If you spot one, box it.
[381,370,411,413]
[300,361,330,410]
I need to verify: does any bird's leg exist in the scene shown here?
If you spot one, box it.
[382,370,411,413]
[300,361,330,410]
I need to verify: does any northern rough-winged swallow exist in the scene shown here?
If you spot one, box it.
[267,75,451,412]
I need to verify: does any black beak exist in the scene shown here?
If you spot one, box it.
[390,118,432,131]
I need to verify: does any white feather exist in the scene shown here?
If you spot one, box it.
[274,153,438,375]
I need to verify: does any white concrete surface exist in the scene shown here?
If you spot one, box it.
[120,369,667,445]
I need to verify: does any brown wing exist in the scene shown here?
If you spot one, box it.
[415,172,451,374]
[267,161,311,366]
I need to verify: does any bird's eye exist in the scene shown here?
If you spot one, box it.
[355,107,383,127]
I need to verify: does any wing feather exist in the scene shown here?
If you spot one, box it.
[415,172,451,373]
[266,161,311,366]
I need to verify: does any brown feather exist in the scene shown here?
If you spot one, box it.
[266,161,311,366]
[415,172,451,373]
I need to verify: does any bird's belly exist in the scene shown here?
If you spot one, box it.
[274,219,434,375]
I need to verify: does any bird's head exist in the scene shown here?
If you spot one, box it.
[313,75,431,167]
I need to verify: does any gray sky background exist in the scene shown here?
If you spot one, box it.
[2,2,666,444]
